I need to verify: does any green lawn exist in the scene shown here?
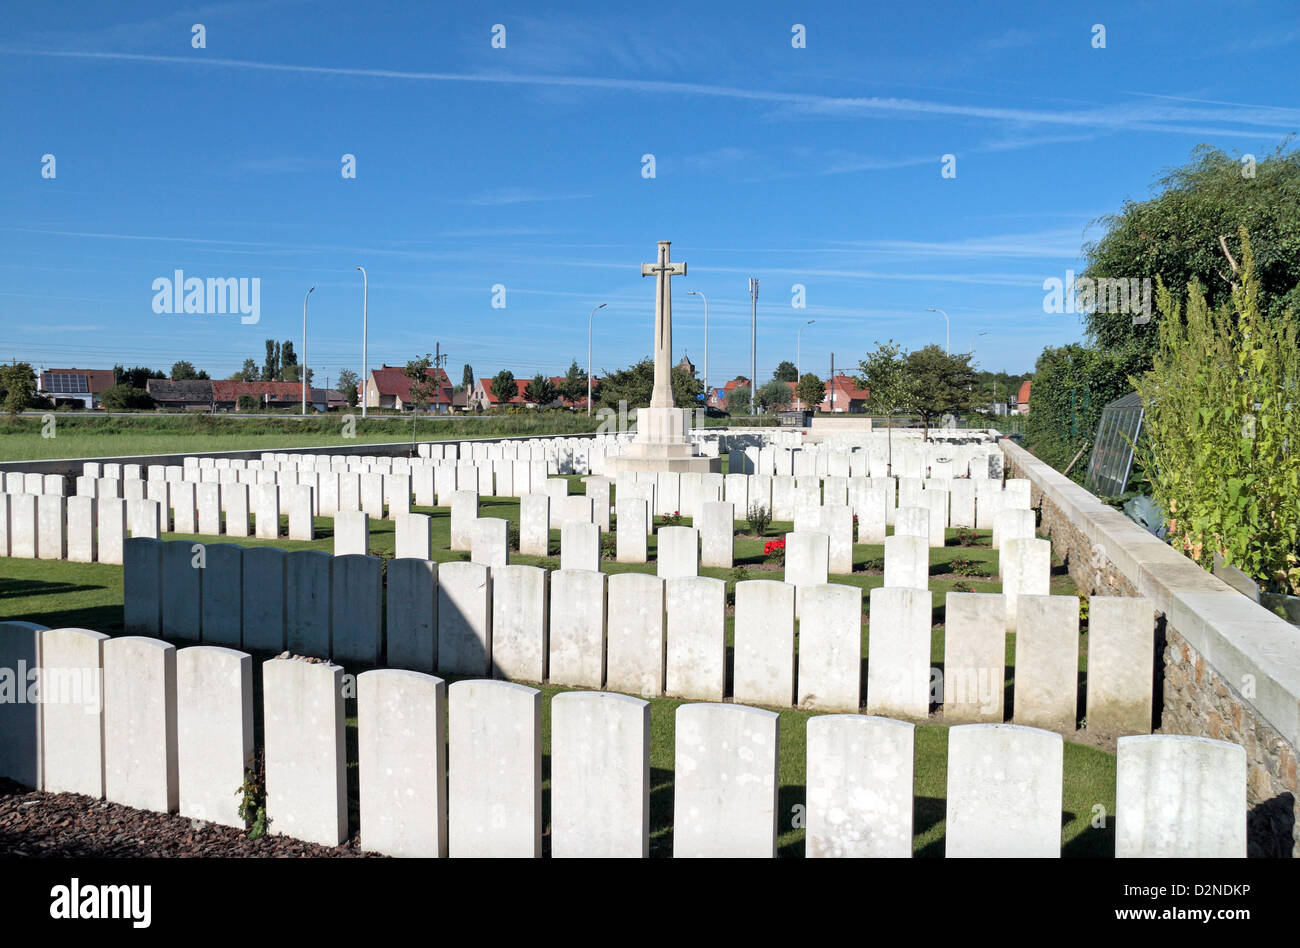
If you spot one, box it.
[0,476,1115,856]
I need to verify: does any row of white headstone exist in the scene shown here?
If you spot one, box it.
[0,625,1241,857]
[119,537,1152,729]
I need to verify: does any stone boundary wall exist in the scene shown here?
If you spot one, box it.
[1001,439,1300,857]
[0,625,1249,857]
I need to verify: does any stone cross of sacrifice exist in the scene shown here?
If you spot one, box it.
[641,240,687,409]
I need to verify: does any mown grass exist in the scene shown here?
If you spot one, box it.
[0,473,1115,856]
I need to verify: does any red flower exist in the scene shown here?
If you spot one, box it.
[763,539,786,556]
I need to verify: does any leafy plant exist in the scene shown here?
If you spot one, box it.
[954,527,982,547]
[951,581,974,593]
[599,532,616,559]
[237,749,268,839]
[763,538,786,564]
[1133,227,1300,594]
[661,510,683,527]
[746,503,772,536]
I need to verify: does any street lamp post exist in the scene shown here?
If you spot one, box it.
[970,330,988,355]
[927,307,950,353]
[686,290,709,406]
[797,318,815,409]
[301,286,314,415]
[587,302,607,417]
[355,266,368,418]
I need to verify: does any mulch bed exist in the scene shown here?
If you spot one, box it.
[0,779,374,858]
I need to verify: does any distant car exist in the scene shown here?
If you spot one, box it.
[702,406,729,418]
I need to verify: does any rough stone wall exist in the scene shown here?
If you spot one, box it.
[1005,453,1299,858]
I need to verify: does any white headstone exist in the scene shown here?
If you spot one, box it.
[1115,735,1246,857]
[263,658,347,846]
[733,580,796,707]
[358,669,447,857]
[945,724,1062,858]
[551,691,650,858]
[673,703,779,857]
[548,569,606,689]
[491,565,548,682]
[103,636,178,813]
[437,561,492,676]
[865,586,932,718]
[605,572,665,697]
[447,679,541,857]
[176,646,253,828]
[796,583,862,712]
[806,715,914,858]
[664,576,726,701]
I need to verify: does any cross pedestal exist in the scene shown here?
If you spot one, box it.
[604,240,721,475]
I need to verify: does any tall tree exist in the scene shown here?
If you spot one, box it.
[336,368,359,407]
[796,373,825,411]
[490,370,517,406]
[524,374,558,407]
[171,360,200,380]
[596,358,702,411]
[236,358,260,382]
[462,363,475,390]
[1082,142,1300,360]
[559,359,588,405]
[0,361,36,415]
[262,339,279,381]
[905,345,977,441]
[281,341,297,374]
[772,360,799,382]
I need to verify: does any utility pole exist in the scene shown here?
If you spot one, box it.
[355,266,369,418]
[749,278,759,414]
[829,353,835,413]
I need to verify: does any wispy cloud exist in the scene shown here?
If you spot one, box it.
[452,187,592,207]
[4,48,1294,141]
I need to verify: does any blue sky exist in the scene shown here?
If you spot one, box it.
[2,0,1298,389]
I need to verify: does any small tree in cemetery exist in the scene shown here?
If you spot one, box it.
[524,374,558,407]
[490,370,517,407]
[858,340,912,472]
[796,372,825,411]
[405,354,440,446]
[747,502,772,537]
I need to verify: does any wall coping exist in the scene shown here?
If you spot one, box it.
[1001,439,1300,751]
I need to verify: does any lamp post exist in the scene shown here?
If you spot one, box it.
[355,266,368,418]
[301,285,314,415]
[686,290,709,407]
[970,330,988,356]
[587,302,607,417]
[797,318,815,409]
[927,307,950,353]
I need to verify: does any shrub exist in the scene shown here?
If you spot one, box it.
[600,533,616,559]
[763,538,785,565]
[746,503,771,536]
[661,510,683,527]
[954,527,982,547]
[237,749,268,839]
[949,558,990,577]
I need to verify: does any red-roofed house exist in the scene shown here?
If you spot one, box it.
[363,365,453,412]
[38,368,115,409]
[1017,380,1032,414]
[210,380,341,412]
[816,374,869,413]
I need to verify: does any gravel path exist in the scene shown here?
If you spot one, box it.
[0,779,377,858]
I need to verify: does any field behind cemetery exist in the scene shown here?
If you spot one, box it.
[0,412,623,461]
[0,472,1116,857]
